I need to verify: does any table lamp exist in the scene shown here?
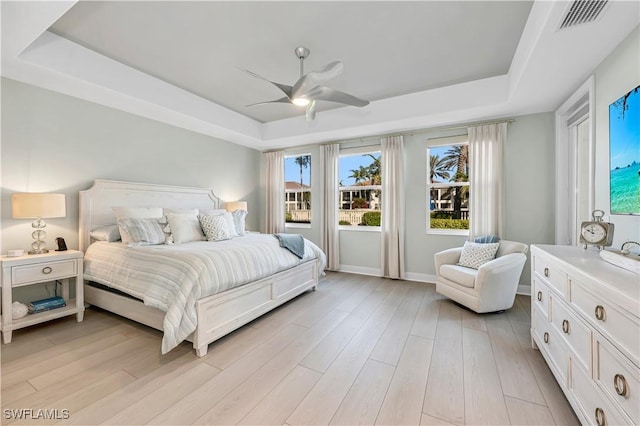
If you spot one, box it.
[225,201,248,212]
[12,193,66,254]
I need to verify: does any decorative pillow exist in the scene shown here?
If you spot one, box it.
[90,224,121,242]
[457,241,500,269]
[116,218,166,247]
[474,235,500,244]
[166,212,205,244]
[112,207,164,243]
[199,209,238,238]
[231,210,248,235]
[199,214,232,241]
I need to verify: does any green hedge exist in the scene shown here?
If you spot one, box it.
[361,211,381,226]
[339,220,352,226]
[430,218,469,229]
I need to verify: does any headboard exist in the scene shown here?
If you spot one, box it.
[79,179,221,252]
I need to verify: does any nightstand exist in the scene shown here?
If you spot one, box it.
[1,250,84,343]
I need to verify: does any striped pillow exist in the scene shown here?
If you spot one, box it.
[117,218,165,247]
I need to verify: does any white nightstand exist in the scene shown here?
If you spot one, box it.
[1,250,84,343]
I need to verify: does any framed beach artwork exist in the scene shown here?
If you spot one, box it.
[609,84,640,215]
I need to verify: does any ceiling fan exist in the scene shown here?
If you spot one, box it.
[244,47,369,121]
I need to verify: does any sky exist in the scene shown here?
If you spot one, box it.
[285,153,381,186]
[609,85,640,170]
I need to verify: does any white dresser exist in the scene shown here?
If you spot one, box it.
[531,245,639,426]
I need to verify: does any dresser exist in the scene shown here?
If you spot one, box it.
[530,245,640,425]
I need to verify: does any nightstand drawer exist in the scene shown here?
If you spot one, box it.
[12,259,77,285]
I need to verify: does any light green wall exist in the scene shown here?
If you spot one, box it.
[594,26,640,246]
[1,78,261,301]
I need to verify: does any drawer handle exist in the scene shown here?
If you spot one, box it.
[595,407,606,426]
[562,319,570,334]
[543,332,549,343]
[595,305,606,321]
[537,291,542,302]
[614,374,628,397]
[42,266,53,275]
[544,267,549,277]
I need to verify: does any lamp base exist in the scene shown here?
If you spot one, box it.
[28,249,49,255]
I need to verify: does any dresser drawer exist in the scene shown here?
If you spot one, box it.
[571,361,632,426]
[550,294,592,372]
[595,334,640,424]
[571,280,640,364]
[533,255,567,297]
[12,259,77,285]
[534,306,569,385]
[532,277,550,319]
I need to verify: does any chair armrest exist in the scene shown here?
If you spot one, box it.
[434,247,463,276]
[475,253,527,289]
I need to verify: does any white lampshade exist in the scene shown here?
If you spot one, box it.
[225,201,248,212]
[12,193,66,219]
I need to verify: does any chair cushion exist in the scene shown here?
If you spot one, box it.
[458,241,500,269]
[440,264,477,288]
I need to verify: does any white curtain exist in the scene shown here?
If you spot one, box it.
[468,122,507,239]
[381,136,405,279]
[264,151,285,234]
[319,144,340,270]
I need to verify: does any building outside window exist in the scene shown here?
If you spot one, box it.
[427,139,469,233]
[339,151,381,227]
[284,154,311,224]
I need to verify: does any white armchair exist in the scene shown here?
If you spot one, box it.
[434,240,528,313]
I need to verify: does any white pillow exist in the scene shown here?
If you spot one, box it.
[198,214,232,241]
[166,212,205,244]
[199,209,238,238]
[457,241,500,269]
[231,210,248,234]
[90,224,121,242]
[116,218,165,247]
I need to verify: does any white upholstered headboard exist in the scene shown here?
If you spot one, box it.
[79,179,221,252]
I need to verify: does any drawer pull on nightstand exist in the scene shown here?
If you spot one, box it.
[537,291,542,302]
[543,332,549,343]
[595,305,606,321]
[614,374,628,397]
[544,267,549,277]
[42,266,53,274]
[562,319,570,334]
[595,407,606,426]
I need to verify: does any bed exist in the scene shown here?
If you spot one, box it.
[79,179,325,357]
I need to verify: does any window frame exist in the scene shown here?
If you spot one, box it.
[338,147,382,232]
[284,153,312,229]
[426,135,470,236]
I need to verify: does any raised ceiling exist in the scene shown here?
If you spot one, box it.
[49,1,533,123]
[2,1,639,150]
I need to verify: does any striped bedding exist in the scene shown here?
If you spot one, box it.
[84,233,326,353]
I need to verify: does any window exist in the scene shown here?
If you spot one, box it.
[284,154,311,225]
[427,138,469,233]
[339,151,381,227]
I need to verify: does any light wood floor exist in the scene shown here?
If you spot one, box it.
[1,272,580,425]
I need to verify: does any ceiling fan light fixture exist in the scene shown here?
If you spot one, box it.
[292,97,310,107]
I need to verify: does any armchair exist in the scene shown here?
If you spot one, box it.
[434,240,528,313]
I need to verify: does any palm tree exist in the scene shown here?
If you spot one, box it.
[365,154,381,185]
[442,145,469,219]
[349,166,368,199]
[294,155,311,187]
[429,154,450,210]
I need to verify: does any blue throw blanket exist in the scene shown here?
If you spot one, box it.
[274,233,305,259]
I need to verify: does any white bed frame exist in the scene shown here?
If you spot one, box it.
[79,180,319,357]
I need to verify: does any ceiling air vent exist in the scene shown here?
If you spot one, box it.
[559,0,609,29]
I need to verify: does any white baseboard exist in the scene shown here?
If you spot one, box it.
[404,272,437,284]
[517,284,531,296]
[338,265,382,277]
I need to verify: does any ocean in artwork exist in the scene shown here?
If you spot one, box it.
[610,162,639,214]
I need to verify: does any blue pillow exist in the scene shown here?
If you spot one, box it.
[474,235,500,244]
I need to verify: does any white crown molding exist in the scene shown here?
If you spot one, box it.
[2,1,638,151]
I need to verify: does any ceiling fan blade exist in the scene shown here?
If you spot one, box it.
[242,69,292,98]
[291,61,343,99]
[305,100,317,121]
[305,86,369,107]
[245,97,291,107]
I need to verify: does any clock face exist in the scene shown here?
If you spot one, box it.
[581,223,607,243]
